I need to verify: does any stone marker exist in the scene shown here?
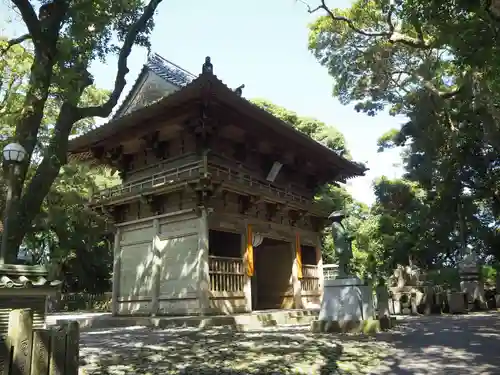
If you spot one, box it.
[448,292,467,314]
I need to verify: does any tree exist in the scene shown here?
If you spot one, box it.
[305,0,500,264]
[0,0,165,262]
[1,38,120,290]
[23,163,117,292]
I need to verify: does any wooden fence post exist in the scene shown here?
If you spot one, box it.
[0,309,79,375]
[30,329,50,375]
[48,326,66,375]
[64,322,79,375]
[7,309,33,375]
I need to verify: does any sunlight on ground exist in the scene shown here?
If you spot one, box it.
[79,325,388,374]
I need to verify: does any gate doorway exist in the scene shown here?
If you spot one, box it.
[251,237,293,310]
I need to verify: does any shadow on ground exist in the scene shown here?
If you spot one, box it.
[363,312,500,375]
[79,325,386,374]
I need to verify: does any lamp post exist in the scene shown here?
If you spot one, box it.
[1,142,27,264]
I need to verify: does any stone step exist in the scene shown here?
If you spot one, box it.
[51,309,320,332]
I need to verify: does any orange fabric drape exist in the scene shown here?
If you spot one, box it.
[246,224,254,277]
[296,232,303,279]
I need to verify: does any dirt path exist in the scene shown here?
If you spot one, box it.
[370,312,500,375]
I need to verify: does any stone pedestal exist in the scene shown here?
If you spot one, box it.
[318,278,374,323]
[0,264,62,337]
[495,295,500,308]
[375,285,390,318]
[459,254,486,310]
[460,280,487,310]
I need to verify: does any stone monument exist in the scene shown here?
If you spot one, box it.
[388,264,424,315]
[459,250,486,310]
[312,211,375,333]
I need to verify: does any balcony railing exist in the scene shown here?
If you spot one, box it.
[92,161,204,201]
[91,159,324,215]
[208,162,310,205]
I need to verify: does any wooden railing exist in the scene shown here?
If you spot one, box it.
[301,265,320,292]
[209,256,244,295]
[91,157,326,214]
[0,309,79,375]
[323,264,339,280]
[208,162,310,205]
[92,160,204,200]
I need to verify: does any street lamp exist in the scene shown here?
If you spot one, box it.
[1,142,27,264]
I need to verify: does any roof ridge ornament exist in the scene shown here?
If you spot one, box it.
[234,84,245,97]
[202,56,213,74]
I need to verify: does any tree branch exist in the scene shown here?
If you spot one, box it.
[10,0,42,52]
[0,33,31,54]
[77,0,164,119]
[302,0,432,49]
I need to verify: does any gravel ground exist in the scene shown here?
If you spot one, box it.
[79,325,389,375]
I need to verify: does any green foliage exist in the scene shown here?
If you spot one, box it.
[0,0,163,258]
[425,268,461,291]
[1,38,119,291]
[251,98,351,157]
[307,0,500,273]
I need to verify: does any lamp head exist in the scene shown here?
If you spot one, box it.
[3,142,27,163]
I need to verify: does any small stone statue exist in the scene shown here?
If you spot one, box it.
[202,56,213,74]
[234,84,245,96]
[329,210,353,278]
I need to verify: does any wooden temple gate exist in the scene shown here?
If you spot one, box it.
[67,55,364,316]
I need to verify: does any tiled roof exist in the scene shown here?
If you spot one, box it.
[0,275,62,289]
[112,53,196,120]
[146,54,196,88]
[0,265,62,290]
[69,55,367,178]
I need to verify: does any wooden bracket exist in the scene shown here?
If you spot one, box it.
[238,194,261,215]
[142,131,168,159]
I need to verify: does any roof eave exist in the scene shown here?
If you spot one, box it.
[211,81,366,178]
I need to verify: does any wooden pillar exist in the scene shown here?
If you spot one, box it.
[197,207,210,315]
[151,218,161,316]
[291,239,302,309]
[241,225,252,312]
[111,227,121,316]
[316,235,324,301]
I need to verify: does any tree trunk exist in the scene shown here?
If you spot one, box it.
[5,104,77,262]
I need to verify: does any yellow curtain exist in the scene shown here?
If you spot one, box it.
[246,224,254,277]
[296,232,303,279]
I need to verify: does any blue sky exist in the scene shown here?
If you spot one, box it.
[1,0,405,205]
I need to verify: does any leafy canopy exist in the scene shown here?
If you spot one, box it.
[0,0,164,260]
